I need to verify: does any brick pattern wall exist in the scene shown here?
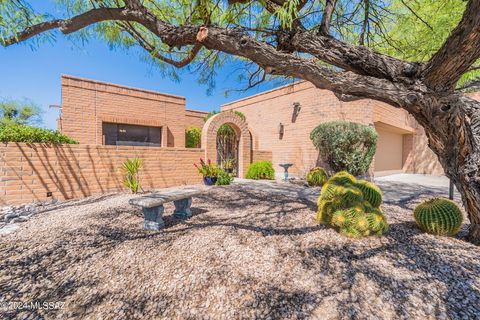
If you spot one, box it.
[252,150,273,163]
[0,143,203,205]
[59,75,187,148]
[185,109,208,129]
[222,81,419,177]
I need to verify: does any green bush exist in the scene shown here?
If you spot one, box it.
[246,161,275,180]
[306,167,328,186]
[216,170,234,185]
[316,171,388,238]
[0,124,78,144]
[185,126,201,148]
[414,198,463,236]
[310,121,378,176]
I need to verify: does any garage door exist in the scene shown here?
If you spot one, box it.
[374,128,403,175]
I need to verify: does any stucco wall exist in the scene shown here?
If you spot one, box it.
[0,143,203,205]
[59,75,187,147]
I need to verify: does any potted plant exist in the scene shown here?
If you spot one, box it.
[194,158,219,185]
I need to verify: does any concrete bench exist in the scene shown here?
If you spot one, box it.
[129,188,201,230]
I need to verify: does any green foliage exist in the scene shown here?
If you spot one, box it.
[215,170,234,185]
[245,160,275,180]
[0,124,78,144]
[310,121,378,177]
[0,99,41,125]
[316,171,388,238]
[185,126,201,148]
[306,167,328,187]
[414,198,463,236]
[194,158,220,177]
[122,157,143,194]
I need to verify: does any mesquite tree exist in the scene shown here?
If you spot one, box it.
[1,0,480,243]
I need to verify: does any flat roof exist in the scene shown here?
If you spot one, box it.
[61,74,186,101]
[222,80,308,107]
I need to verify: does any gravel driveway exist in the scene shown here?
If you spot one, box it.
[1,183,479,319]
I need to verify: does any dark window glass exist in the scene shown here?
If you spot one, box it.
[102,122,161,147]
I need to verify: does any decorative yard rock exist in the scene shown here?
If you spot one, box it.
[0,198,62,227]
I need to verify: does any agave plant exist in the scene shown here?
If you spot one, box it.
[122,157,143,194]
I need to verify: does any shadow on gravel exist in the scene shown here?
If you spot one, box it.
[300,221,480,319]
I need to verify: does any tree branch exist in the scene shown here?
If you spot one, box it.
[2,7,142,46]
[1,2,420,108]
[319,0,337,35]
[422,0,480,91]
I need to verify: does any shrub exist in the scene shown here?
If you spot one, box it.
[306,167,328,186]
[246,161,275,180]
[0,124,78,144]
[185,126,201,148]
[310,121,378,176]
[122,157,143,194]
[316,171,388,238]
[216,170,234,185]
[414,198,463,236]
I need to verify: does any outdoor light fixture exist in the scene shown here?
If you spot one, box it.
[278,122,285,139]
[292,102,301,123]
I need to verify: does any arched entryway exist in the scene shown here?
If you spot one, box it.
[201,111,251,177]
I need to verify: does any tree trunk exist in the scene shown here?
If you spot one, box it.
[408,94,480,244]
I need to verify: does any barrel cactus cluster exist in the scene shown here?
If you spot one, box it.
[316,171,388,237]
[306,167,329,186]
[414,198,463,236]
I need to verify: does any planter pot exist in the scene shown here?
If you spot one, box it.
[203,176,218,186]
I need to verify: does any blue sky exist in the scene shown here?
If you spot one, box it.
[0,2,285,129]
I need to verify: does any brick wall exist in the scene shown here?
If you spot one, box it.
[222,81,437,177]
[59,75,187,148]
[0,143,203,205]
[185,109,208,129]
[252,150,273,163]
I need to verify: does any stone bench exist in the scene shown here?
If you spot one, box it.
[129,188,202,230]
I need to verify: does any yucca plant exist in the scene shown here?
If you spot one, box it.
[122,157,143,194]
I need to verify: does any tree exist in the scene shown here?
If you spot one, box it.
[0,99,41,125]
[185,126,201,148]
[1,0,480,243]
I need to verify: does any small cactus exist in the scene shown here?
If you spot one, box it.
[306,167,328,186]
[355,180,382,208]
[316,171,387,238]
[328,171,356,185]
[414,198,463,236]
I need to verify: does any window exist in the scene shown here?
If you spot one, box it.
[102,122,161,147]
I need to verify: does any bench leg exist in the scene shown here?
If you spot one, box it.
[143,205,165,230]
[173,197,193,219]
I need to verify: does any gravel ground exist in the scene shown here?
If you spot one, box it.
[1,183,479,320]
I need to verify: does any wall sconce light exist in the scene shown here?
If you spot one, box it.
[278,122,285,139]
[292,102,301,123]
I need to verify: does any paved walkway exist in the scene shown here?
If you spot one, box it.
[235,174,459,204]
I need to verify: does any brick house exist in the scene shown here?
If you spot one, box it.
[57,75,447,179]
[2,75,465,205]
